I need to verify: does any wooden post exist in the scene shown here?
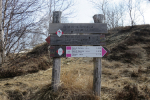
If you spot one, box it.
[51,11,62,92]
[93,14,104,96]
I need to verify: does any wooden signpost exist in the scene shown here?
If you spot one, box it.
[47,11,108,98]
[46,35,105,45]
[49,23,107,34]
[50,46,107,57]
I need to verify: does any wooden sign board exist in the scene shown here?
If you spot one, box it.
[50,46,66,57]
[49,34,105,45]
[50,46,107,57]
[49,23,107,34]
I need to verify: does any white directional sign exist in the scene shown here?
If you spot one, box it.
[57,48,64,56]
[56,29,63,37]
[66,46,107,57]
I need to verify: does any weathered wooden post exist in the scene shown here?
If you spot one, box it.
[51,11,62,92]
[93,14,104,96]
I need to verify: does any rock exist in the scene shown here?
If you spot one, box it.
[14,77,17,80]
[83,60,87,62]
[39,71,43,74]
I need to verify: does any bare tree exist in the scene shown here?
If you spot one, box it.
[90,0,108,23]
[90,0,125,29]
[126,0,146,26]
[37,0,75,37]
[1,0,44,60]
[127,0,135,26]
[0,0,4,64]
[106,3,125,29]
[90,0,147,28]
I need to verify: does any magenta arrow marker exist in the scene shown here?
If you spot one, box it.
[102,47,107,57]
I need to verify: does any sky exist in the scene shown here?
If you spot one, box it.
[68,0,150,24]
[69,0,97,23]
[68,0,96,23]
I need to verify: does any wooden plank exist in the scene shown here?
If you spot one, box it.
[50,46,108,57]
[50,34,105,45]
[49,23,107,34]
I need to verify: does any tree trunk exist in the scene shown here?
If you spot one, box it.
[0,0,4,65]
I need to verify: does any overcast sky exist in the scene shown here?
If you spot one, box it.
[68,0,150,24]
[68,0,96,23]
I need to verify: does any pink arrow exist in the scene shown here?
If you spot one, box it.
[102,47,107,57]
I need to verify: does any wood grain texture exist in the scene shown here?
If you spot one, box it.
[50,34,105,45]
[49,23,107,34]
[52,57,61,91]
[51,11,62,92]
[93,14,105,97]
[93,58,102,96]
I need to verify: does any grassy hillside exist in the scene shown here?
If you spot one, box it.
[106,25,150,64]
[0,43,51,78]
[0,25,150,100]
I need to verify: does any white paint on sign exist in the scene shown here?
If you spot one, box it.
[56,29,63,37]
[66,46,107,57]
[57,48,64,56]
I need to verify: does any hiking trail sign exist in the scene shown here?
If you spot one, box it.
[56,29,63,37]
[49,23,107,34]
[50,46,107,57]
[46,34,105,45]
[47,11,109,97]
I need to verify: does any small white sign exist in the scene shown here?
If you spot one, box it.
[57,48,64,56]
[66,46,107,57]
[56,29,63,37]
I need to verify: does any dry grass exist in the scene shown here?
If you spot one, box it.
[1,57,150,100]
[0,52,52,78]
[0,25,150,100]
[26,42,49,57]
[28,57,150,100]
[28,62,99,100]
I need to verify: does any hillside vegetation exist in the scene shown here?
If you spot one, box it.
[0,25,150,100]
